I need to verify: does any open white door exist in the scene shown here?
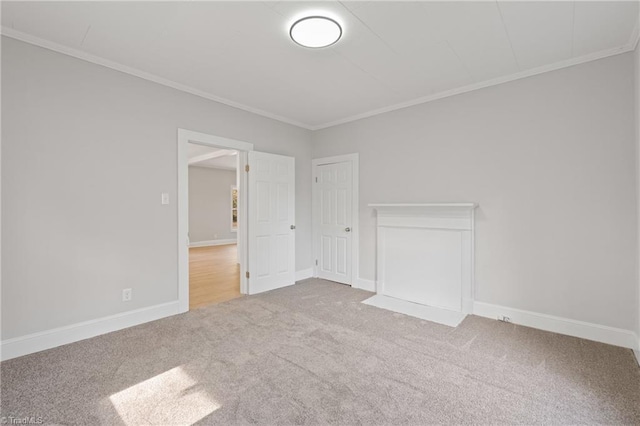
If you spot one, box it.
[247,151,295,294]
[315,161,352,285]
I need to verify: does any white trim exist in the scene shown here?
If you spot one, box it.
[312,154,359,287]
[179,129,253,153]
[189,239,237,248]
[311,44,636,130]
[634,348,640,367]
[0,28,312,131]
[354,278,375,293]
[0,301,180,361]
[368,203,477,209]
[178,129,252,313]
[363,294,466,327]
[473,301,639,350]
[295,268,314,282]
[4,26,638,132]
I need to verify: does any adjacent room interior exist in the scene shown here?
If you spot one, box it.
[1,1,640,424]
[187,143,241,309]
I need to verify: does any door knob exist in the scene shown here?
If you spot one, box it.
[345,227,351,232]
[290,225,296,230]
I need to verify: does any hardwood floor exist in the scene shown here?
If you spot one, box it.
[189,244,241,309]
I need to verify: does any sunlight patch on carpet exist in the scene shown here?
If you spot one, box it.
[109,366,220,425]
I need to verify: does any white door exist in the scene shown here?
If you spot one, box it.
[247,151,295,294]
[316,161,352,285]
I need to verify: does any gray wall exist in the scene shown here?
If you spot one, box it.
[636,44,640,338]
[188,166,237,243]
[312,53,637,331]
[1,37,312,340]
[3,34,638,340]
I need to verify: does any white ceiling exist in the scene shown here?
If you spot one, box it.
[188,144,238,171]
[2,1,639,130]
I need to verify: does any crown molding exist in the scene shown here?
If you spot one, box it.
[0,27,314,131]
[2,25,637,133]
[310,43,636,130]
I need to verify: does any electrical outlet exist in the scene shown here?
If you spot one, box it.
[161,193,169,205]
[122,288,132,302]
[498,315,511,323]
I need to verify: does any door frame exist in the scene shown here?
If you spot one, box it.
[177,128,253,313]
[312,153,359,286]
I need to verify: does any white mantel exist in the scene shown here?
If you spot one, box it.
[363,203,478,327]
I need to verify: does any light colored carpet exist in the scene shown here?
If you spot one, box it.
[1,279,639,425]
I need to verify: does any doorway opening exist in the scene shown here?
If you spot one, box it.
[188,144,240,309]
[178,129,298,313]
[178,129,253,313]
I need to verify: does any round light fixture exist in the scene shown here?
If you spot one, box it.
[289,16,342,48]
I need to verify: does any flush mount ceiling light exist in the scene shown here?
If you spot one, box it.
[289,16,342,48]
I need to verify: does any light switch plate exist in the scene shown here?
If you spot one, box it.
[161,193,169,205]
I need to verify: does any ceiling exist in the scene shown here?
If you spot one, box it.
[188,144,238,171]
[2,1,639,130]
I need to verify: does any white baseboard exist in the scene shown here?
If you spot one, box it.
[363,294,466,327]
[295,268,314,282]
[189,239,237,247]
[634,349,640,367]
[473,301,639,350]
[0,301,181,361]
[353,278,375,292]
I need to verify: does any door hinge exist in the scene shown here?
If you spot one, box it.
[315,177,318,183]
[246,271,250,279]
[315,260,318,266]
[245,164,250,172]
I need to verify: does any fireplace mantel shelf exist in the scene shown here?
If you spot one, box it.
[370,203,478,230]
[369,203,477,208]
[369,203,478,214]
